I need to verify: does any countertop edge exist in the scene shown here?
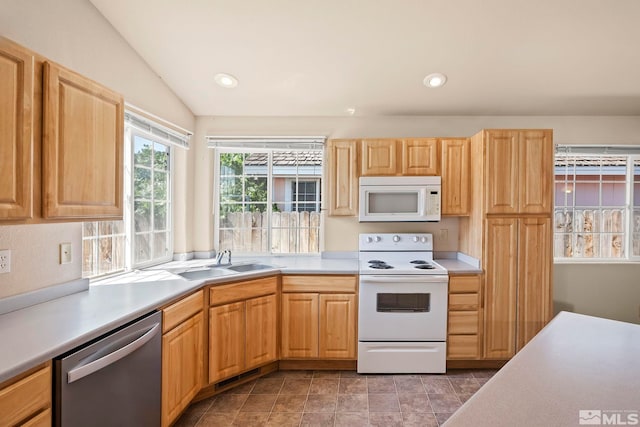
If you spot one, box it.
[0,255,480,383]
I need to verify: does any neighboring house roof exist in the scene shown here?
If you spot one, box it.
[244,151,322,166]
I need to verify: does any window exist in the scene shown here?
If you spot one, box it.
[554,148,640,261]
[290,181,320,212]
[82,112,186,278]
[132,133,172,265]
[215,148,323,254]
[82,220,126,277]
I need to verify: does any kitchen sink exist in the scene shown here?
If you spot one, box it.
[225,263,275,273]
[177,268,236,281]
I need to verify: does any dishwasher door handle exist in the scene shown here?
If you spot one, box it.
[67,323,160,384]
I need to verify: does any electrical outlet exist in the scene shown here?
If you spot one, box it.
[60,243,72,264]
[0,249,11,274]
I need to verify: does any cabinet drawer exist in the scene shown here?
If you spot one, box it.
[447,335,480,359]
[163,290,204,333]
[21,408,51,427]
[448,293,479,310]
[448,311,479,334]
[449,275,481,293]
[210,276,278,306]
[0,363,51,426]
[282,275,357,293]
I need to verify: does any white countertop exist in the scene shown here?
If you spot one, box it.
[0,253,478,383]
[444,311,640,427]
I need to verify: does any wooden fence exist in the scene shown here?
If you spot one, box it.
[219,211,320,253]
[554,209,625,258]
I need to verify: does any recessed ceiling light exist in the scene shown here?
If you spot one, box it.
[214,73,238,88]
[423,73,447,88]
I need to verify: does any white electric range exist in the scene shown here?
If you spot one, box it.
[357,233,449,374]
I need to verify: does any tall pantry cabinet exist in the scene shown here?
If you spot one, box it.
[460,129,553,359]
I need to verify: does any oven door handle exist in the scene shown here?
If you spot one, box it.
[360,275,448,284]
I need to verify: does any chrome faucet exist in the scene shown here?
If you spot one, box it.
[215,250,232,265]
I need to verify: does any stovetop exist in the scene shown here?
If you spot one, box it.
[358,252,447,275]
[358,234,447,276]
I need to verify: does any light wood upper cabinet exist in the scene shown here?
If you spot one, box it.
[519,130,553,214]
[360,139,397,176]
[485,129,553,214]
[360,138,439,176]
[161,290,204,427]
[42,61,124,219]
[441,138,470,215]
[0,362,51,427]
[400,138,438,175]
[327,139,358,216]
[0,38,34,220]
[485,131,519,214]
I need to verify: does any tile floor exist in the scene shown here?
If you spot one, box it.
[174,369,498,427]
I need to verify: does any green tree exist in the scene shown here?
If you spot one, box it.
[220,153,268,213]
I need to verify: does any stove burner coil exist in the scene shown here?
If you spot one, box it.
[410,260,428,264]
[369,264,394,269]
[414,264,435,270]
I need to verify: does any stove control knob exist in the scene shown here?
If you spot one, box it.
[374,236,382,242]
[420,236,428,243]
[366,236,373,243]
[413,236,420,243]
[393,235,400,242]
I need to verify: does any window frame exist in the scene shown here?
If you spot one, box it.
[82,125,175,279]
[553,152,640,263]
[213,147,324,256]
[129,127,174,269]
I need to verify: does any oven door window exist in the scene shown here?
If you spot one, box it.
[377,293,430,313]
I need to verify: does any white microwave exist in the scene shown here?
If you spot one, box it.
[359,176,441,222]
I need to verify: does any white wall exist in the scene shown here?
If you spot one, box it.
[195,115,640,323]
[0,0,194,130]
[0,0,195,298]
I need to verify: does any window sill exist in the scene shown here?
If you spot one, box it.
[554,259,640,265]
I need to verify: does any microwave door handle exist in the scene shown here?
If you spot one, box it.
[418,188,428,215]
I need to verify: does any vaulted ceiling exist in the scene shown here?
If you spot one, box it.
[90,0,640,117]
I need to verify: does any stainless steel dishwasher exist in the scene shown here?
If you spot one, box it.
[54,311,162,427]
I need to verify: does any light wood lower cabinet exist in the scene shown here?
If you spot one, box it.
[0,362,51,426]
[161,290,204,427]
[245,295,278,369]
[281,275,357,359]
[447,275,482,360]
[208,277,278,383]
[484,217,552,359]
